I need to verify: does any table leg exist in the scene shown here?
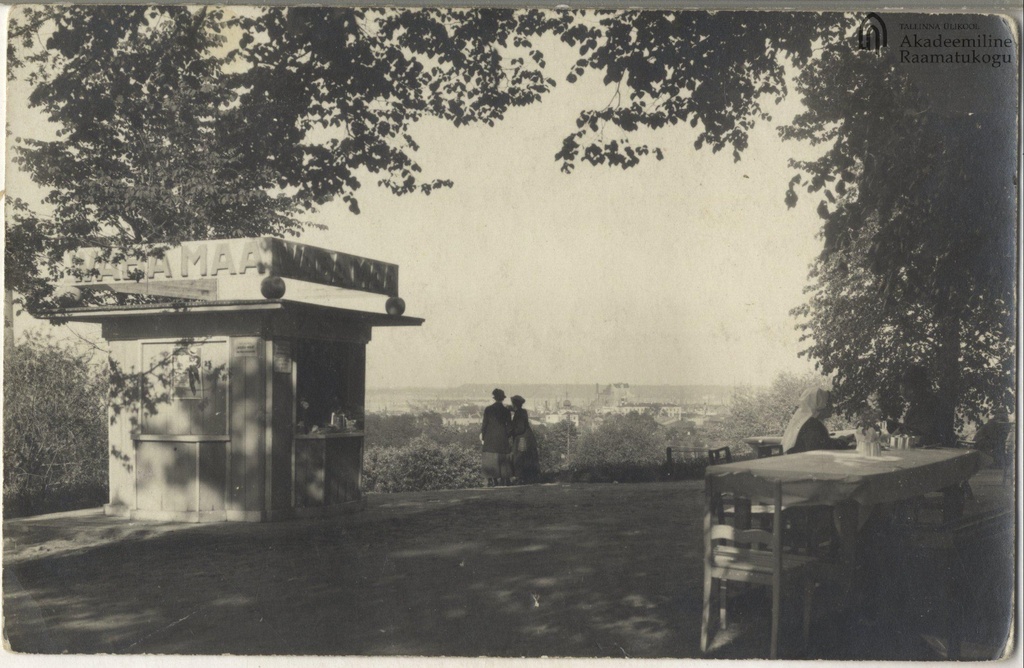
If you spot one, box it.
[830,500,860,608]
[832,500,858,568]
[941,485,965,524]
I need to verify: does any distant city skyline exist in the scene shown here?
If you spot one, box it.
[364,382,743,413]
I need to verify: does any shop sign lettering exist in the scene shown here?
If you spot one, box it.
[65,237,399,297]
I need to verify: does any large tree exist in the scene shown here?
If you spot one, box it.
[6,5,565,311]
[549,12,1016,427]
[782,14,1017,428]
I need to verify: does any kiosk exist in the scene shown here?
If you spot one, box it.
[55,238,422,522]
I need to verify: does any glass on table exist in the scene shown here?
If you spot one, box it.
[855,426,883,457]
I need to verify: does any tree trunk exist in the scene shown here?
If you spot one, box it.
[933,315,962,444]
[5,288,14,358]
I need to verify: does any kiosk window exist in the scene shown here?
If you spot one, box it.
[295,340,363,433]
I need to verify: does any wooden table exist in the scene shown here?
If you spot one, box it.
[706,448,987,650]
[707,448,983,563]
[708,449,980,507]
[708,448,978,569]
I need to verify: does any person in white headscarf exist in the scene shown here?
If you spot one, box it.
[781,388,851,454]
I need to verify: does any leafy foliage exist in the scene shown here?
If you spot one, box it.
[6,8,835,315]
[554,12,825,171]
[363,436,480,493]
[575,412,666,466]
[3,333,108,517]
[8,7,301,312]
[6,5,565,314]
[783,16,1017,428]
[362,412,484,492]
[569,412,669,482]
[533,418,577,473]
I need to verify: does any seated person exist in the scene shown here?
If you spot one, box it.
[973,408,1012,467]
[781,388,853,454]
[887,365,950,447]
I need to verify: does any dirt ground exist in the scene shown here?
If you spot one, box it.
[2,470,1016,660]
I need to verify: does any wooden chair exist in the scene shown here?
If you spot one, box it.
[708,446,732,466]
[908,440,975,524]
[701,479,819,659]
[755,443,783,458]
[900,508,1014,659]
[712,442,824,555]
[708,444,786,547]
[707,447,735,524]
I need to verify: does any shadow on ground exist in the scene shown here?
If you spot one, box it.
[2,471,1015,659]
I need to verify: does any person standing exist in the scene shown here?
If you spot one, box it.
[510,395,541,484]
[480,388,513,486]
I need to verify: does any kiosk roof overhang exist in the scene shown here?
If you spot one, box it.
[52,299,424,328]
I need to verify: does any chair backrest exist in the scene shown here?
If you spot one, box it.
[708,446,732,466]
[755,443,783,458]
[705,478,784,564]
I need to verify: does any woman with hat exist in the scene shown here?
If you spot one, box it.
[510,395,541,484]
[480,388,513,486]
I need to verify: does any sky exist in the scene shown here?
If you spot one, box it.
[5,10,833,390]
[299,64,830,389]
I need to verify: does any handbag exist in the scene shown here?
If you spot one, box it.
[516,435,529,453]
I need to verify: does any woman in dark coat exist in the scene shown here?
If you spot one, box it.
[510,395,541,484]
[480,388,513,486]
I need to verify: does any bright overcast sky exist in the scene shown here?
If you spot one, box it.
[299,57,830,389]
[6,14,830,390]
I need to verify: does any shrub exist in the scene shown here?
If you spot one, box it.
[3,333,108,518]
[569,413,669,483]
[533,419,577,475]
[363,437,481,493]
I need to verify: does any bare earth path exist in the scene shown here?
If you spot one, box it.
[2,473,1015,659]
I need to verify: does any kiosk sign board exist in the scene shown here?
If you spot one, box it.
[273,341,293,373]
[64,237,400,298]
[234,338,260,357]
